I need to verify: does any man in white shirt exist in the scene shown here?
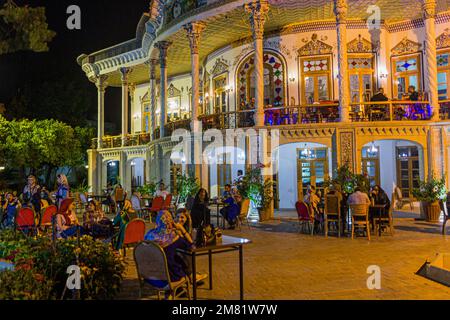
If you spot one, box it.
[347,187,371,205]
[154,182,170,199]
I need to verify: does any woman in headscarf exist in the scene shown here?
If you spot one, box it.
[22,175,41,213]
[144,211,195,288]
[112,199,135,250]
[55,198,86,239]
[369,185,391,228]
[56,174,70,208]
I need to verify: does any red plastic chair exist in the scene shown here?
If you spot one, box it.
[162,194,173,210]
[40,205,58,232]
[150,196,164,213]
[122,219,146,256]
[16,207,36,235]
[295,201,314,235]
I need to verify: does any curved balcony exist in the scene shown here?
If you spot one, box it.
[91,101,448,150]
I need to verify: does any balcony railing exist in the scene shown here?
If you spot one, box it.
[349,101,433,122]
[91,101,450,150]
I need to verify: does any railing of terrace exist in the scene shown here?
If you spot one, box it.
[91,101,450,150]
[349,101,432,122]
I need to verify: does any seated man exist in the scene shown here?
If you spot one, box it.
[154,182,170,199]
[219,184,240,229]
[348,187,371,206]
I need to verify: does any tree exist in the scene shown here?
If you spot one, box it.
[0,0,55,55]
[0,116,94,188]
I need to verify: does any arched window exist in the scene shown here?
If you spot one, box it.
[237,51,285,107]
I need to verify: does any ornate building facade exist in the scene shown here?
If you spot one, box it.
[79,0,450,213]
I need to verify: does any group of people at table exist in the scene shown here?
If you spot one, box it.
[1,176,247,293]
[303,183,391,234]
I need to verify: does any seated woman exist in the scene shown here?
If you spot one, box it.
[55,198,86,239]
[369,185,391,227]
[144,211,193,290]
[219,185,240,229]
[175,209,193,241]
[112,199,137,250]
[304,185,322,226]
[190,188,211,229]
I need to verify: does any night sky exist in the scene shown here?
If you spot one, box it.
[0,0,149,130]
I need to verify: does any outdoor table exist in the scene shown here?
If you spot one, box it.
[371,204,386,237]
[177,235,252,300]
[89,194,108,202]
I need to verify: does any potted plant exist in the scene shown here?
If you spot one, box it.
[234,167,274,222]
[175,174,200,206]
[412,177,447,222]
[136,182,156,198]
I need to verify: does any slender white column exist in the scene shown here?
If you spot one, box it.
[147,59,158,140]
[184,21,206,132]
[129,83,136,134]
[423,0,439,121]
[155,41,171,138]
[245,0,269,127]
[120,67,132,146]
[184,21,206,179]
[334,0,350,122]
[95,75,108,148]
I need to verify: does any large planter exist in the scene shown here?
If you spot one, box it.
[423,201,441,223]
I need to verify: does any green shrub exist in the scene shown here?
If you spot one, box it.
[0,230,126,300]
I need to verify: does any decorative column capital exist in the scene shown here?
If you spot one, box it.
[119,67,132,84]
[334,0,348,23]
[93,75,109,92]
[422,0,436,20]
[146,58,159,79]
[128,83,136,96]
[244,0,269,40]
[154,41,172,68]
[184,21,206,55]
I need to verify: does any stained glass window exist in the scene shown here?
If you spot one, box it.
[437,54,449,67]
[238,51,285,106]
[396,58,418,72]
[348,58,372,69]
[303,59,328,72]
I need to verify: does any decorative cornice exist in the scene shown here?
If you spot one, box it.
[184,21,206,55]
[245,0,269,41]
[210,57,229,76]
[356,126,429,137]
[298,33,333,56]
[280,128,336,139]
[167,83,181,98]
[391,37,422,55]
[437,28,450,49]
[347,35,375,53]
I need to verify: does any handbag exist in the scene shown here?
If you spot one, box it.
[195,224,222,247]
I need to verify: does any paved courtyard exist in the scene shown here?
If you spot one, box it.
[118,209,450,300]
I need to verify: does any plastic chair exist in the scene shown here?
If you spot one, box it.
[40,205,58,233]
[324,194,341,237]
[134,241,191,300]
[295,201,314,235]
[162,194,173,210]
[350,204,370,240]
[16,207,36,235]
[122,219,146,256]
[236,198,251,231]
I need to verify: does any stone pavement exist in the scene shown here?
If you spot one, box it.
[117,210,450,300]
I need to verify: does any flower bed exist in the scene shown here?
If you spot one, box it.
[0,229,126,300]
